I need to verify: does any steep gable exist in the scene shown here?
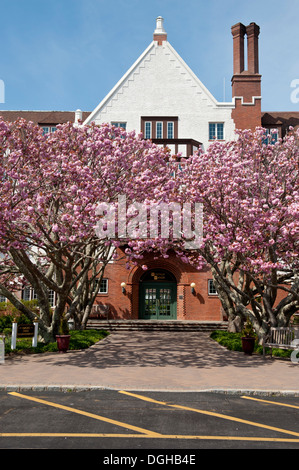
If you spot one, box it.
[84,17,235,150]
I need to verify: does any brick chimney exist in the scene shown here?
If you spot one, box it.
[153,16,167,45]
[231,22,262,131]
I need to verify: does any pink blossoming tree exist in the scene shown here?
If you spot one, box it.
[124,128,299,341]
[0,118,173,343]
[176,127,299,340]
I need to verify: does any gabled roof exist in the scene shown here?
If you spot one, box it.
[262,112,299,131]
[83,37,233,126]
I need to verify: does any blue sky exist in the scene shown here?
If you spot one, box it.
[0,0,298,112]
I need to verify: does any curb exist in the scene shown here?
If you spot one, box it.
[0,385,298,396]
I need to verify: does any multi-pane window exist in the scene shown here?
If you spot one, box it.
[145,122,152,139]
[22,286,55,306]
[208,279,218,295]
[22,287,32,301]
[209,123,224,140]
[94,278,108,294]
[167,122,174,139]
[263,128,278,145]
[156,122,163,139]
[48,290,55,307]
[141,117,178,140]
[111,122,127,130]
[42,126,57,135]
[0,295,6,303]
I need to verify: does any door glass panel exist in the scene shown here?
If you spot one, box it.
[159,288,172,317]
[145,288,157,316]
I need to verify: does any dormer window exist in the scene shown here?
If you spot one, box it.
[42,126,57,135]
[262,128,278,145]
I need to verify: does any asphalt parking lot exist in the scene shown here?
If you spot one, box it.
[0,390,299,451]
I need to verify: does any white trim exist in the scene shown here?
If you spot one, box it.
[232,96,262,106]
[167,121,174,139]
[96,278,109,294]
[145,121,152,139]
[166,42,235,109]
[208,279,218,296]
[156,121,163,139]
[83,42,156,126]
[83,40,236,127]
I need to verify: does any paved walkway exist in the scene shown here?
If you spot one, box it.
[0,332,298,395]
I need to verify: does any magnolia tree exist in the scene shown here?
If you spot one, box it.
[177,127,299,340]
[0,118,173,343]
[125,127,299,341]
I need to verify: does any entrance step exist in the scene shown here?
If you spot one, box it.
[86,319,228,332]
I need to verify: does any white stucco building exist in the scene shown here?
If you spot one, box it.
[83,17,236,155]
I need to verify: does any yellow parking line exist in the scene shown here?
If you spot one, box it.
[241,396,299,409]
[119,391,299,438]
[1,433,299,443]
[9,392,161,437]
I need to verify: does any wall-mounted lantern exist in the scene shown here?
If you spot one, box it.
[121,282,126,294]
[190,282,196,294]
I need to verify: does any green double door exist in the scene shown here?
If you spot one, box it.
[140,282,177,320]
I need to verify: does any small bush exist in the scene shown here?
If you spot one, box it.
[3,328,109,356]
[210,330,293,358]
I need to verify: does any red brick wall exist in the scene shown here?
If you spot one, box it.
[231,22,262,131]
[95,250,223,321]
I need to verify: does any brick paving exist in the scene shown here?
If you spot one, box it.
[0,332,298,394]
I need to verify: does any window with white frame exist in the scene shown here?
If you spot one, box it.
[156,122,163,139]
[208,279,218,295]
[0,295,6,303]
[42,126,57,136]
[48,290,55,307]
[111,122,127,130]
[145,122,152,139]
[209,123,224,140]
[22,286,33,301]
[167,122,174,139]
[22,286,56,306]
[262,128,278,145]
[94,278,108,294]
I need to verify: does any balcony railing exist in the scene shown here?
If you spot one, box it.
[151,138,202,158]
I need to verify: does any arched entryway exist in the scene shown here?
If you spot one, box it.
[139,269,177,320]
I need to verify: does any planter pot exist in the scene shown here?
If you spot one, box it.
[56,335,71,353]
[241,336,255,355]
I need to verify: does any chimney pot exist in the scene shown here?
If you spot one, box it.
[231,23,246,74]
[75,109,82,125]
[153,16,167,45]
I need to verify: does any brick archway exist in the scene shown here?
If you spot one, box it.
[128,256,189,320]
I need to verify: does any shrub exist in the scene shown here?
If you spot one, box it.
[3,329,109,356]
[210,330,293,358]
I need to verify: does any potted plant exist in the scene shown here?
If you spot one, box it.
[56,316,71,353]
[241,320,256,355]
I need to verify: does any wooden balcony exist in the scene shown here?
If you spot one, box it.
[151,138,202,158]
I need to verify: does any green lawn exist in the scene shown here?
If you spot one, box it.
[3,329,109,356]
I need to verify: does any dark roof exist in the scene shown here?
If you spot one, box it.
[262,112,299,130]
[1,110,299,132]
[0,110,91,125]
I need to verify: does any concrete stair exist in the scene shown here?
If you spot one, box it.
[86,319,228,332]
